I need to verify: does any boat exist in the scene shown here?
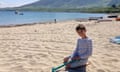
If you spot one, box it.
[14,10,19,14]
[107,14,118,18]
[14,10,24,15]
[88,17,103,20]
[19,13,24,15]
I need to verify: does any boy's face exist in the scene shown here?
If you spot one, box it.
[76,29,86,37]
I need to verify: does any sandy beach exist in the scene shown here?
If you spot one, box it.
[0,20,120,72]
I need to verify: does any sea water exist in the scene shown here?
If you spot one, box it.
[0,11,106,25]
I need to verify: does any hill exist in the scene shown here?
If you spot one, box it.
[1,0,120,13]
[22,0,120,8]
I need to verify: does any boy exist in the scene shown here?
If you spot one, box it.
[64,24,93,72]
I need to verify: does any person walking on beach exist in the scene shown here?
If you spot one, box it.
[64,24,93,72]
[54,19,57,23]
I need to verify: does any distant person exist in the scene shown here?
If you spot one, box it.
[54,19,57,23]
[64,24,93,72]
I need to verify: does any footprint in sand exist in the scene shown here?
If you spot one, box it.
[97,69,105,72]
[10,65,27,72]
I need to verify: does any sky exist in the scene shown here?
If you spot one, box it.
[0,0,39,8]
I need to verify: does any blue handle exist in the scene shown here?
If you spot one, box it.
[52,60,77,72]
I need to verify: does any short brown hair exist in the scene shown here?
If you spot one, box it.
[76,24,86,31]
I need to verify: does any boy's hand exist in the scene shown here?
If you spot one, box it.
[65,64,71,70]
[64,57,69,63]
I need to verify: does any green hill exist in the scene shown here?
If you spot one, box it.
[21,0,120,8]
[1,0,120,13]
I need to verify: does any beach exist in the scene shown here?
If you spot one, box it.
[0,20,120,72]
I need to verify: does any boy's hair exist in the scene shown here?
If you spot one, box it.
[76,24,86,31]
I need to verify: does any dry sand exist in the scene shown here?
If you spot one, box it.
[0,20,120,72]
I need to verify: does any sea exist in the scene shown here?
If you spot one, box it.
[0,11,106,25]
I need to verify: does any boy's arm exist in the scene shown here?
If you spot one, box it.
[70,39,79,59]
[64,56,71,63]
[63,39,79,63]
[79,39,93,59]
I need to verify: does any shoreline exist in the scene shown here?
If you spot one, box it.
[0,18,89,28]
[0,11,107,28]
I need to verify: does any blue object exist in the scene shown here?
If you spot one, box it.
[110,36,120,44]
[52,60,77,72]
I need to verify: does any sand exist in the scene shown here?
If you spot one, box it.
[0,20,120,72]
